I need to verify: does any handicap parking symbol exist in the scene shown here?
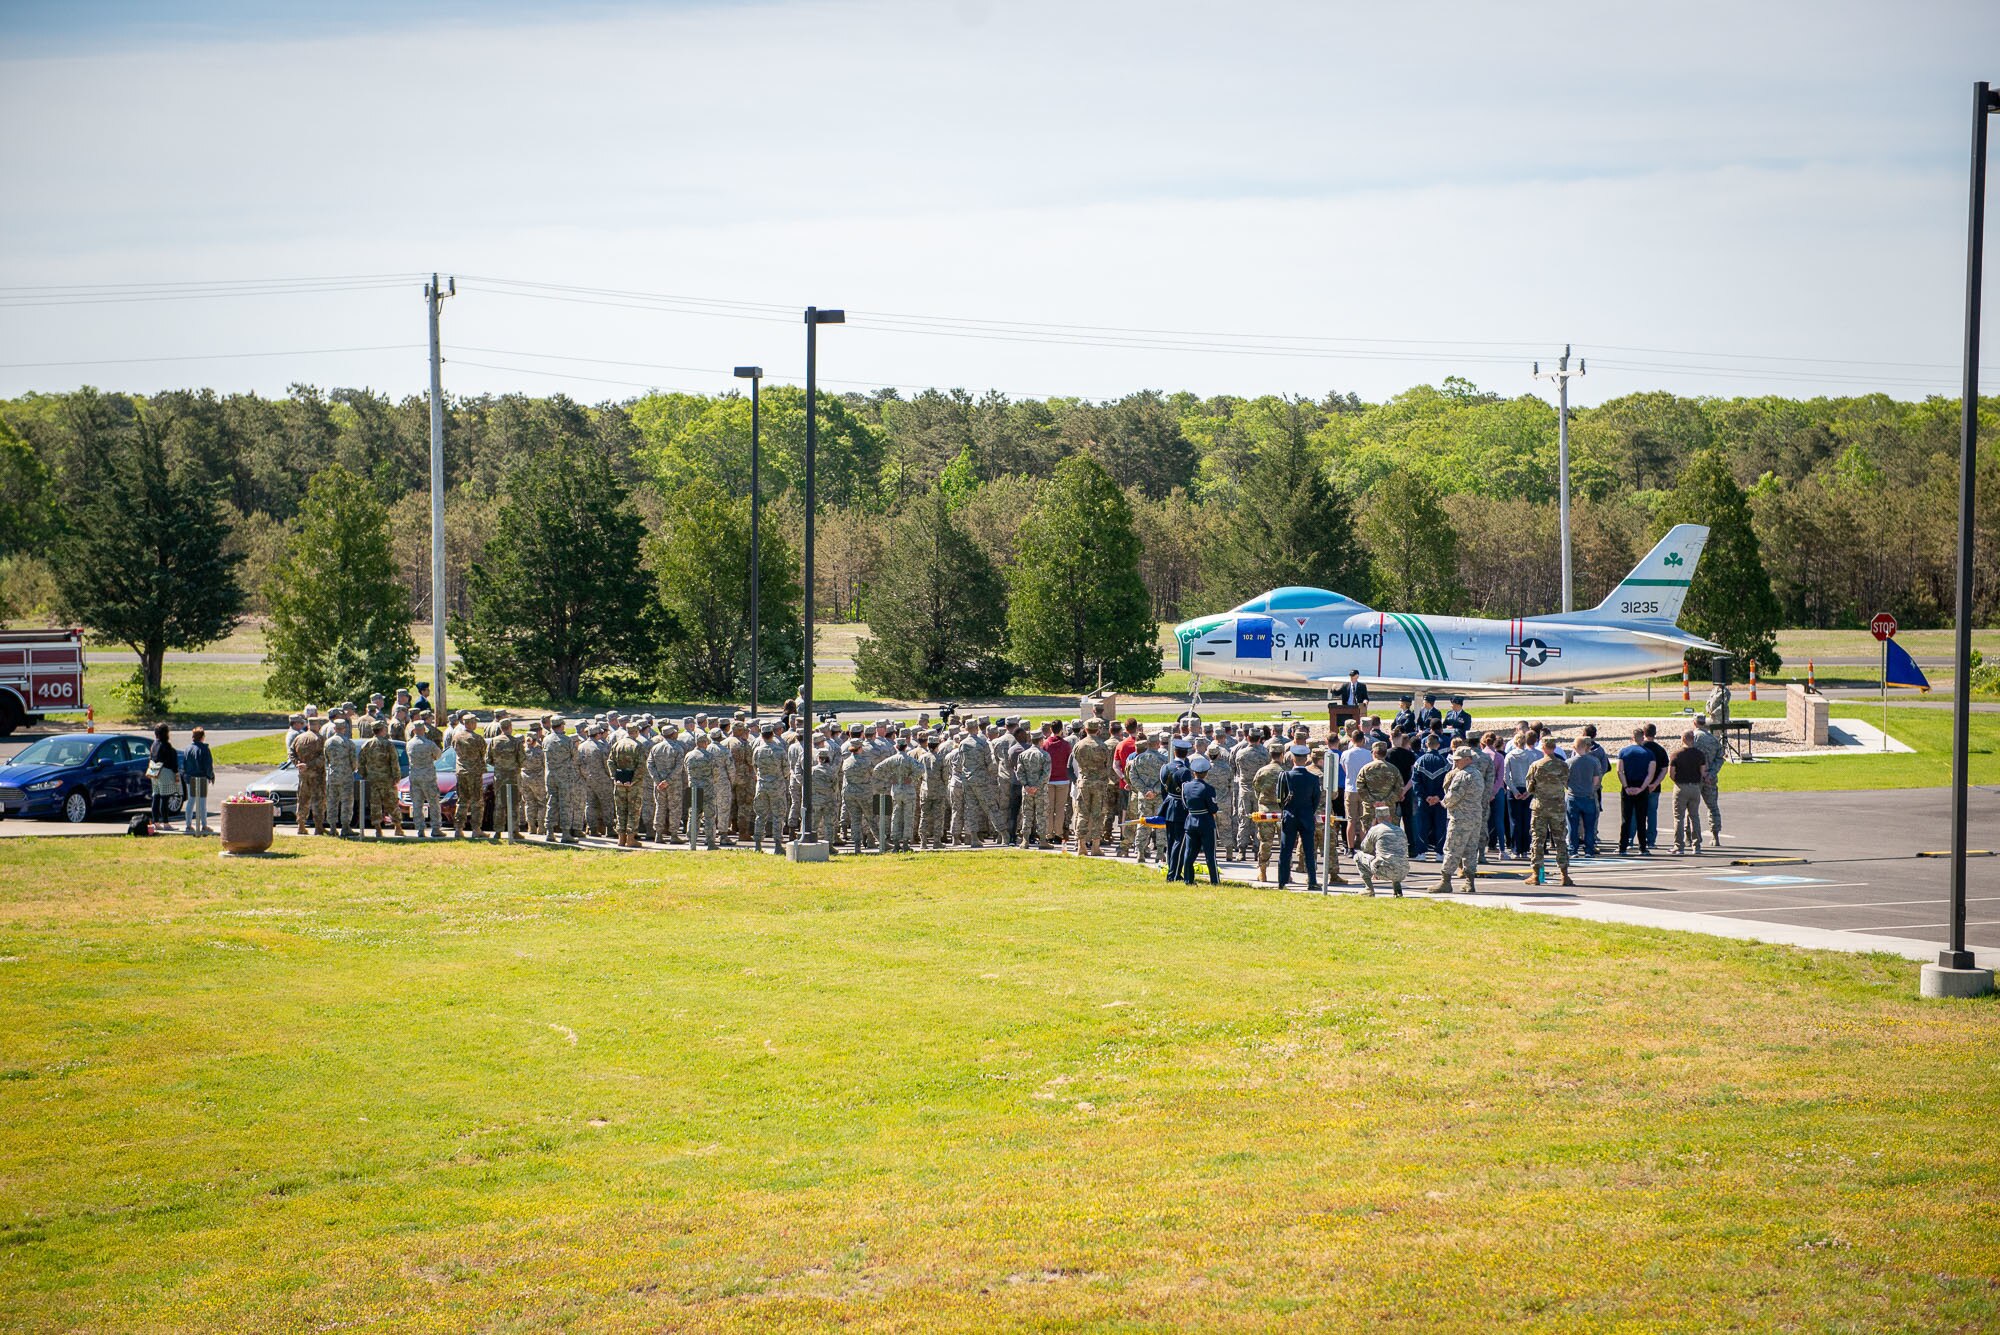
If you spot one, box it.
[1711,874,1825,886]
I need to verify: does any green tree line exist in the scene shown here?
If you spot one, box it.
[3,380,1995,709]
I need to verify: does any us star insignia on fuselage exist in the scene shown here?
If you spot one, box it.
[1173,524,1717,695]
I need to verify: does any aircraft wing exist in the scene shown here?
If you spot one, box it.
[1303,672,1572,697]
[1621,627,1725,653]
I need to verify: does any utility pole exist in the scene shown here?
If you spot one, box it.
[1533,346,1585,614]
[425,274,455,716]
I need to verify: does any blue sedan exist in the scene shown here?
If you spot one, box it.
[0,732,164,823]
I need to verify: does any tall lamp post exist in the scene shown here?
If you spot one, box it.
[1928,80,2000,999]
[734,366,764,718]
[791,307,844,858]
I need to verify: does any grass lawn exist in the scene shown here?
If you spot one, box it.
[1,843,1995,1332]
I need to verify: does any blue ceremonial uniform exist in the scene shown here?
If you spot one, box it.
[1179,777,1220,884]
[1276,764,1322,892]
[1412,746,1452,855]
[1159,754,1193,881]
[1444,706,1473,741]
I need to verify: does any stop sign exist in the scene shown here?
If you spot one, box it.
[1871,612,1898,642]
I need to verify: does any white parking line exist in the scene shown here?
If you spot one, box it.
[1704,895,2000,916]
[1850,919,2000,934]
[1574,882,1868,899]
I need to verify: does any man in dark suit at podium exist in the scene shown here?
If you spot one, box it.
[1331,669,1369,732]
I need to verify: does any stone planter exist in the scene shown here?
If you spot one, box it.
[219,800,276,855]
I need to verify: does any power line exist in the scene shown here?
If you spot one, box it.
[0,344,423,369]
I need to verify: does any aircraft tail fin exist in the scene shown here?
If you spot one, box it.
[1566,524,1709,627]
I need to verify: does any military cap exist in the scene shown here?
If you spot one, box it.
[848,723,864,737]
[760,721,775,734]
[1289,742,1311,757]
[1453,745,1477,761]
[1190,754,1211,773]
[527,720,543,734]
[1171,736,1193,751]
[1399,694,1413,704]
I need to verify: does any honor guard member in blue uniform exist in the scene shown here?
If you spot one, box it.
[1275,742,1326,892]
[1411,733,1452,858]
[1159,735,1195,881]
[1417,693,1445,734]
[1179,754,1221,885]
[1391,695,1417,737]
[1444,696,1474,742]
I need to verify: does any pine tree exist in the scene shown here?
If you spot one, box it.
[1361,468,1466,613]
[53,408,243,715]
[1006,455,1157,691]
[1658,449,1783,677]
[1201,434,1372,611]
[452,444,656,704]
[649,479,802,704]
[854,487,1011,698]
[263,464,415,706]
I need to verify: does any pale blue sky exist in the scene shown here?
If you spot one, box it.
[1,0,1995,405]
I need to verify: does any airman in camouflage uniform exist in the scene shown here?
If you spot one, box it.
[808,743,838,845]
[917,735,950,849]
[1436,746,1486,894]
[682,732,721,849]
[359,720,402,836]
[873,735,917,852]
[451,712,488,838]
[1125,735,1167,864]
[608,724,645,847]
[406,721,444,838]
[1251,752,1286,876]
[1231,727,1271,858]
[752,722,788,852]
[648,722,687,843]
[488,718,525,842]
[1356,745,1405,837]
[542,717,581,843]
[324,719,358,836]
[1525,738,1574,885]
[1203,741,1236,861]
[1354,817,1410,896]
[727,720,755,843]
[1014,730,1052,849]
[839,737,877,854]
[294,722,328,835]
[1069,720,1115,856]
[959,722,1000,845]
[521,723,547,836]
[1691,714,1725,840]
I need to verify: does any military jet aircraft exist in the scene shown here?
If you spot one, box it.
[1173,524,1717,695]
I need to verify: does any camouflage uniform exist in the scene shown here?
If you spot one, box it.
[452,721,488,837]
[1015,740,1052,848]
[1437,756,1486,893]
[293,728,327,835]
[683,741,721,849]
[752,730,788,850]
[1356,758,1405,832]
[359,731,401,833]
[917,743,951,849]
[542,724,581,842]
[323,729,357,836]
[1691,723,1725,839]
[1355,820,1410,895]
[521,733,547,836]
[406,729,444,837]
[727,726,755,842]
[648,730,686,843]
[1071,728,1115,854]
[608,731,644,843]
[1251,758,1285,871]
[960,729,1000,844]
[808,750,838,844]
[1525,751,1572,880]
[1203,743,1237,859]
[577,731,613,838]
[489,728,526,841]
[839,743,877,854]
[1231,735,1271,858]
[873,745,917,851]
[1126,744,1167,863]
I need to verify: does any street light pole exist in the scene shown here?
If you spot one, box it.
[734,366,764,718]
[1533,346,1585,615]
[794,309,843,855]
[424,274,454,716]
[1937,80,2000,991]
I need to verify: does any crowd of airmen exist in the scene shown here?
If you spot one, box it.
[273,685,1727,898]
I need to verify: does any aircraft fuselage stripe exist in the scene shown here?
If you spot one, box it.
[1620,578,1691,587]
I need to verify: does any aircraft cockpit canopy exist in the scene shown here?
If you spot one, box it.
[1229,586,1371,616]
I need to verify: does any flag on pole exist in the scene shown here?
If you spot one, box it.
[1884,638,1931,691]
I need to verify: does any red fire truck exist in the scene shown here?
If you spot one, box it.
[0,628,87,736]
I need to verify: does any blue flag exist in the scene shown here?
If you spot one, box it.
[1884,638,1930,691]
